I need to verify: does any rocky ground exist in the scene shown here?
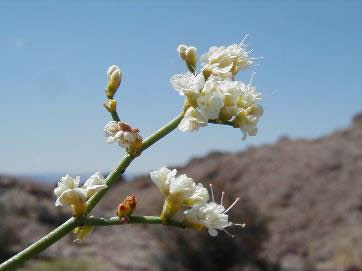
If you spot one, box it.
[1,114,361,271]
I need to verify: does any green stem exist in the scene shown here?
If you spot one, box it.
[0,113,184,271]
[111,111,121,122]
[79,216,185,228]
[0,218,77,271]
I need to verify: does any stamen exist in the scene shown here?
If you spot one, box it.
[209,184,215,202]
[224,198,240,213]
[220,191,225,205]
[223,229,235,238]
[247,72,256,91]
[240,34,249,46]
[251,56,264,60]
[233,223,246,228]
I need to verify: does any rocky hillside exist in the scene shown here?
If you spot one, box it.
[1,114,361,271]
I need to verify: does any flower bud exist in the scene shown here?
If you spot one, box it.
[177,44,197,73]
[103,99,118,113]
[106,65,122,99]
[177,44,188,61]
[117,195,137,218]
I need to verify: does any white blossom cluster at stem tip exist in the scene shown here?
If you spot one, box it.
[171,36,264,140]
[54,173,107,217]
[150,166,243,236]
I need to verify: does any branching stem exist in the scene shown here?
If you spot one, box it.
[79,216,185,228]
[0,113,184,271]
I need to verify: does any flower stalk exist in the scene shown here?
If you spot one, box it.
[0,113,184,271]
[78,216,185,228]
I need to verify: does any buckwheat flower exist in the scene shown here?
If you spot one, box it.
[237,83,262,109]
[150,166,177,196]
[104,121,143,154]
[106,65,122,98]
[151,167,209,219]
[184,202,230,236]
[218,79,244,121]
[201,37,254,79]
[184,185,244,236]
[161,174,209,219]
[82,172,107,198]
[54,175,87,217]
[169,174,209,207]
[197,76,224,120]
[234,104,264,140]
[54,174,81,198]
[233,79,263,140]
[178,107,208,132]
[170,72,205,96]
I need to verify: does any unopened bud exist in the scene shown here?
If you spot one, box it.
[106,65,122,99]
[202,67,212,80]
[177,44,197,73]
[117,195,137,218]
[177,44,188,61]
[103,99,118,113]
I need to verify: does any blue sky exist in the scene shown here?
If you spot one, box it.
[0,1,361,179]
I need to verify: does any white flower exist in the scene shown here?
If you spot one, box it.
[104,121,123,144]
[151,167,209,219]
[54,175,87,216]
[237,84,262,108]
[54,174,81,200]
[169,174,209,207]
[54,173,107,216]
[184,186,243,236]
[234,82,263,140]
[82,172,107,198]
[150,166,177,196]
[201,39,253,79]
[178,107,208,132]
[170,72,205,96]
[104,121,142,149]
[55,188,87,208]
[235,105,264,140]
[183,183,210,207]
[184,202,230,236]
[197,76,224,120]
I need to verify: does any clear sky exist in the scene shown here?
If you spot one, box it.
[0,1,361,179]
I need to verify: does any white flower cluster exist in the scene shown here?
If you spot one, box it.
[104,121,142,154]
[54,173,107,216]
[150,166,242,236]
[171,39,263,140]
[201,39,253,79]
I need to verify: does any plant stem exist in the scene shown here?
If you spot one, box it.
[0,218,77,271]
[111,111,121,122]
[79,216,185,228]
[0,113,184,271]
